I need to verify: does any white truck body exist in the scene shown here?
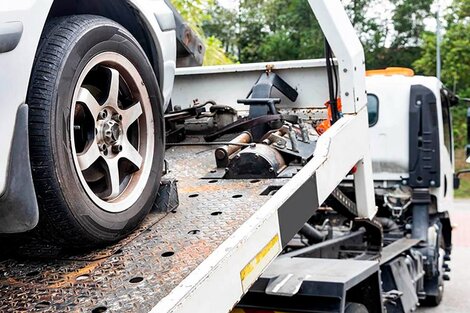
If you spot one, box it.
[366,74,454,213]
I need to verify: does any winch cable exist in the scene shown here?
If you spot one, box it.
[324,39,340,124]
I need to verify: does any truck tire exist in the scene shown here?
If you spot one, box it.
[421,225,445,307]
[421,251,445,306]
[27,15,164,248]
[422,285,443,307]
[344,302,369,313]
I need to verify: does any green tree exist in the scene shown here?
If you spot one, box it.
[172,0,234,65]
[202,0,434,69]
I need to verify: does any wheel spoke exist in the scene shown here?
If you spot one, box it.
[77,141,101,171]
[122,102,143,130]
[121,139,143,169]
[77,87,102,118]
[104,158,121,199]
[105,67,120,107]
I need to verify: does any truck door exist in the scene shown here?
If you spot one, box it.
[439,89,455,210]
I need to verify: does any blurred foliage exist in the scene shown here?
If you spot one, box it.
[200,0,434,69]
[172,0,235,65]
[454,149,470,198]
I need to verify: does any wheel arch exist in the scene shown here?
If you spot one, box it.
[46,0,165,86]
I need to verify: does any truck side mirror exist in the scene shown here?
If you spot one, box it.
[466,108,470,163]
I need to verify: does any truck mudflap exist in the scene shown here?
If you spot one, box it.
[0,103,38,233]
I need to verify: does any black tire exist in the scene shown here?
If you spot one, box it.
[27,15,164,248]
[421,259,444,307]
[344,302,369,313]
[422,287,443,307]
[421,224,445,307]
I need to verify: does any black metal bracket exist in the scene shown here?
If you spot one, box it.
[237,98,281,116]
[153,180,179,213]
[408,85,440,188]
[234,71,298,140]
[243,72,298,119]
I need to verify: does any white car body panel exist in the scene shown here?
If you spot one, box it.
[0,0,53,195]
[0,0,176,196]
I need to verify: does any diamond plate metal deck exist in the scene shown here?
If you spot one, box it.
[0,145,290,313]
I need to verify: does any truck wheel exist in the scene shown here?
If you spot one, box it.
[422,285,443,307]
[344,302,369,313]
[27,15,164,248]
[421,225,445,307]
[421,250,445,306]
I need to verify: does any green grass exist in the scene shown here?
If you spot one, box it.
[455,148,470,198]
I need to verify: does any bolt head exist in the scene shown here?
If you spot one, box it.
[112,145,123,153]
[99,110,108,119]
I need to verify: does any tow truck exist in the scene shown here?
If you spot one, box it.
[0,1,460,313]
[0,0,375,311]
[232,68,461,313]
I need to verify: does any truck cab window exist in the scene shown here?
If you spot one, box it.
[367,94,379,127]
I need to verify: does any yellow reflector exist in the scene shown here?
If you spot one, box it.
[240,234,279,281]
[366,67,414,77]
[240,234,280,292]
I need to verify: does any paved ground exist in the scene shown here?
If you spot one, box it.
[419,199,470,313]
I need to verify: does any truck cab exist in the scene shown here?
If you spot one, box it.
[363,68,458,308]
[366,68,456,218]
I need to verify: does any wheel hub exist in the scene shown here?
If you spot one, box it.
[96,109,123,156]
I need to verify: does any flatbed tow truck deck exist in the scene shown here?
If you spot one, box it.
[0,102,372,313]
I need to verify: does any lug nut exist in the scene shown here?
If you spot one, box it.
[113,114,123,122]
[101,144,108,156]
[99,110,108,119]
[112,145,123,153]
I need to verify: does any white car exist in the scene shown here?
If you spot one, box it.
[0,0,185,248]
